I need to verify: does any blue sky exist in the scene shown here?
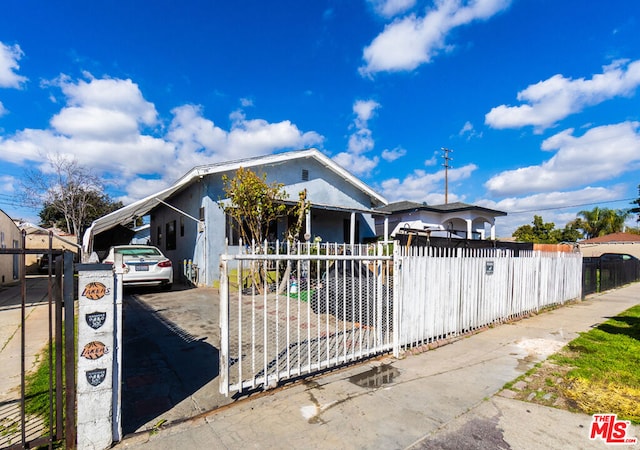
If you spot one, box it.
[1,0,639,237]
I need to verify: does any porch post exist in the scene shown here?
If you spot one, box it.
[384,217,389,242]
[490,222,496,240]
[466,219,472,239]
[350,212,356,245]
[305,209,311,239]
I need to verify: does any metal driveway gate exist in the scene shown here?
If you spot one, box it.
[0,235,76,449]
[219,242,394,396]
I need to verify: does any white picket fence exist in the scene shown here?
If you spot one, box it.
[394,247,583,353]
[219,242,583,396]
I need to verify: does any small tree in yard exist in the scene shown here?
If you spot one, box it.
[221,167,288,245]
[220,167,310,291]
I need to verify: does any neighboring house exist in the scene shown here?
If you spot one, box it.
[0,209,22,285]
[18,223,79,273]
[83,149,388,285]
[579,232,640,259]
[374,201,507,241]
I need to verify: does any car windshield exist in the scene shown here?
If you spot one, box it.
[115,247,161,256]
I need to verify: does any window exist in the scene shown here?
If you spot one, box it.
[180,216,185,237]
[199,206,205,221]
[166,220,176,250]
[226,214,241,245]
[301,169,309,181]
[225,214,276,245]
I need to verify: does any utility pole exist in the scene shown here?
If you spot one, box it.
[442,147,453,204]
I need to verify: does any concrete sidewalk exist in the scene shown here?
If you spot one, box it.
[114,283,640,450]
[0,276,53,401]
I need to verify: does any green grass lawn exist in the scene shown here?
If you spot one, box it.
[550,304,640,422]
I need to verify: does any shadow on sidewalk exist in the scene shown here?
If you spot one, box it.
[121,294,219,434]
[0,276,52,310]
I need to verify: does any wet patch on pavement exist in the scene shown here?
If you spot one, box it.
[409,414,510,450]
[348,363,400,389]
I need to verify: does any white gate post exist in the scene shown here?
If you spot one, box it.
[76,258,123,450]
[392,242,401,357]
[219,256,230,396]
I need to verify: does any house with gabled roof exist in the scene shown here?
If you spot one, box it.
[374,201,507,241]
[83,149,388,285]
[579,231,640,259]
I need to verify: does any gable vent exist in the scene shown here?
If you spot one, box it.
[301,169,309,181]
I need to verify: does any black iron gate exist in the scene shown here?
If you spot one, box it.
[582,254,640,297]
[0,232,76,449]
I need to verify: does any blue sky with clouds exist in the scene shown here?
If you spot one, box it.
[1,0,639,236]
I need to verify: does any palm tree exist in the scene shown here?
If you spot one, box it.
[577,207,630,239]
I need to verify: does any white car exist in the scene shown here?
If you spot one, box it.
[104,245,173,290]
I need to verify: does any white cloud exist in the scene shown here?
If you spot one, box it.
[333,99,382,175]
[51,106,141,140]
[0,101,6,116]
[458,120,482,140]
[369,0,416,18]
[228,111,323,156]
[485,121,640,196]
[333,152,380,176]
[0,74,325,202]
[485,59,640,131]
[424,151,439,166]
[353,99,380,127]
[379,163,477,203]
[348,128,375,154]
[0,42,27,88]
[54,74,158,127]
[477,185,627,237]
[115,177,170,206]
[360,0,511,76]
[381,146,407,161]
[165,105,324,182]
[0,175,15,193]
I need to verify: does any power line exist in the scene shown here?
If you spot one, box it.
[508,197,636,215]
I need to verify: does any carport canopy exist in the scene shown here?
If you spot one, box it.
[82,173,196,259]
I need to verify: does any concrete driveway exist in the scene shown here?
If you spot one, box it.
[120,284,232,434]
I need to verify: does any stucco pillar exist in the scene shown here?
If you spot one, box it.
[466,219,472,239]
[491,222,496,240]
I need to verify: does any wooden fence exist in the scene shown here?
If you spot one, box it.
[394,247,583,351]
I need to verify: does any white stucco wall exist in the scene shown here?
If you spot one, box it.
[0,210,21,285]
